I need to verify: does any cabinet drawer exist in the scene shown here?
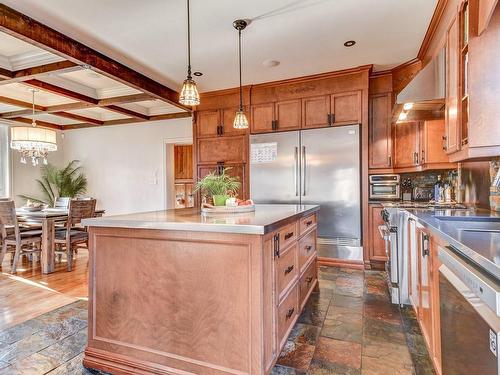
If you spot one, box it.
[299,214,317,235]
[298,229,317,271]
[276,243,298,300]
[277,222,297,252]
[299,259,317,309]
[197,136,247,164]
[277,284,298,348]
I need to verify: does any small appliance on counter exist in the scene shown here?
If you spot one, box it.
[413,186,434,201]
[369,174,400,200]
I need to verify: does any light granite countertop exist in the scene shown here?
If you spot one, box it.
[82,204,319,235]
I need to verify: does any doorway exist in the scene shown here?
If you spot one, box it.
[165,142,194,209]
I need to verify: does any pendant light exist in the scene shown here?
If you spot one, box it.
[233,19,249,129]
[179,0,200,106]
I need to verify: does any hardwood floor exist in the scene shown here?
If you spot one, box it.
[0,250,88,331]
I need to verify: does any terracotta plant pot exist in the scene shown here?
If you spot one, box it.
[212,195,229,206]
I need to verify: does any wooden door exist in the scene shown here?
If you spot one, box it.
[445,15,460,154]
[369,93,393,168]
[418,228,433,355]
[331,90,362,125]
[250,103,275,134]
[420,120,449,165]
[196,110,221,138]
[302,95,330,129]
[174,145,193,181]
[369,205,387,262]
[197,136,247,164]
[221,107,248,136]
[394,121,419,168]
[275,99,302,131]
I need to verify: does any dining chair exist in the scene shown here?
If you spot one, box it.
[0,200,43,274]
[55,199,96,271]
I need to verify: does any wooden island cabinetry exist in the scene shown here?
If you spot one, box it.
[82,205,318,375]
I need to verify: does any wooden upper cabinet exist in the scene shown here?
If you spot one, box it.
[369,93,392,169]
[445,15,460,154]
[275,99,302,131]
[250,103,275,134]
[394,121,419,168]
[196,110,220,138]
[331,90,362,126]
[420,120,449,165]
[197,135,247,164]
[302,95,330,128]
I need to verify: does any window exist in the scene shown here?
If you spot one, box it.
[0,124,10,198]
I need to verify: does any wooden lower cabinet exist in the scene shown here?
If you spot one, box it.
[369,204,387,267]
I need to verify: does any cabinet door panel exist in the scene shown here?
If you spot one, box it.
[421,120,449,165]
[445,15,460,154]
[221,107,248,136]
[302,95,330,129]
[331,90,361,125]
[276,99,302,131]
[196,110,220,138]
[250,103,275,134]
[370,205,387,262]
[369,93,392,168]
[394,122,419,168]
[418,229,433,352]
[197,136,247,164]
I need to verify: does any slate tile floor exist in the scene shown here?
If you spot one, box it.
[0,267,435,374]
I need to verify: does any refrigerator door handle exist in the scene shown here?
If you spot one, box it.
[294,147,299,196]
[302,146,306,196]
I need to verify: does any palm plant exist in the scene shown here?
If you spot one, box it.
[19,160,88,207]
[194,167,240,205]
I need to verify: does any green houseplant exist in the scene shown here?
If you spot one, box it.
[19,160,88,207]
[194,168,241,206]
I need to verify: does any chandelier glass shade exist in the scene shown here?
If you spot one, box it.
[10,126,57,166]
[233,110,249,129]
[179,77,200,106]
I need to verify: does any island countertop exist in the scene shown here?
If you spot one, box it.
[82,204,319,234]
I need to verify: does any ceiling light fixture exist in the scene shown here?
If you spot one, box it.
[10,89,57,166]
[344,40,356,47]
[233,19,249,129]
[179,0,200,106]
[398,111,408,121]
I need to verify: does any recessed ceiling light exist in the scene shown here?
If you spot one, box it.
[193,71,203,76]
[344,40,356,47]
[403,102,414,111]
[262,59,280,67]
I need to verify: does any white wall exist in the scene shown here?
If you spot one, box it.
[61,118,192,215]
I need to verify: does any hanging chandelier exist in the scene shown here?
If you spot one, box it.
[10,89,57,166]
[179,0,200,106]
[233,19,249,129]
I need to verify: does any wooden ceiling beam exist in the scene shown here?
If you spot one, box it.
[0,4,190,112]
[0,61,79,85]
[23,79,99,104]
[10,117,63,130]
[104,105,149,120]
[52,111,103,125]
[0,95,46,111]
[0,67,13,80]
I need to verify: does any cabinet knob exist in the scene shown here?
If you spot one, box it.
[306,220,313,226]
[284,232,294,240]
[284,265,294,275]
[306,276,313,283]
[285,307,295,319]
[305,245,313,252]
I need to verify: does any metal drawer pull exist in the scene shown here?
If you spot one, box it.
[305,245,313,252]
[285,307,295,319]
[284,265,294,275]
[306,276,313,283]
[284,232,294,240]
[306,220,313,226]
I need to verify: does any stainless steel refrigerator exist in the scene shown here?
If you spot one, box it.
[250,125,362,261]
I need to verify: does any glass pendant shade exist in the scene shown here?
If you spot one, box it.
[179,78,200,106]
[233,110,249,129]
[10,127,57,166]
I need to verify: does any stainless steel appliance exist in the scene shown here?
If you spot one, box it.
[369,174,400,200]
[439,245,500,375]
[250,125,361,261]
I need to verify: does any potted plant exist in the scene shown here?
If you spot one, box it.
[194,168,241,206]
[19,160,88,207]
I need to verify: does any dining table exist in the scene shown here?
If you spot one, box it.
[15,207,105,274]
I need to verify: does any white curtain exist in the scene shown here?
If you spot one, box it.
[0,124,10,198]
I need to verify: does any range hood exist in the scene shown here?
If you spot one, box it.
[397,47,445,104]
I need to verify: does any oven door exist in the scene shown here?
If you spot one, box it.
[439,246,500,375]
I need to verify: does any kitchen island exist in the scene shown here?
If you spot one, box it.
[81,204,319,375]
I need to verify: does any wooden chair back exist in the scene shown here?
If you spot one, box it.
[0,200,19,240]
[66,199,96,229]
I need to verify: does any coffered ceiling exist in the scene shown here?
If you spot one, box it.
[2,0,438,93]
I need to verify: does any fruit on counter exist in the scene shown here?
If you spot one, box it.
[237,199,254,206]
